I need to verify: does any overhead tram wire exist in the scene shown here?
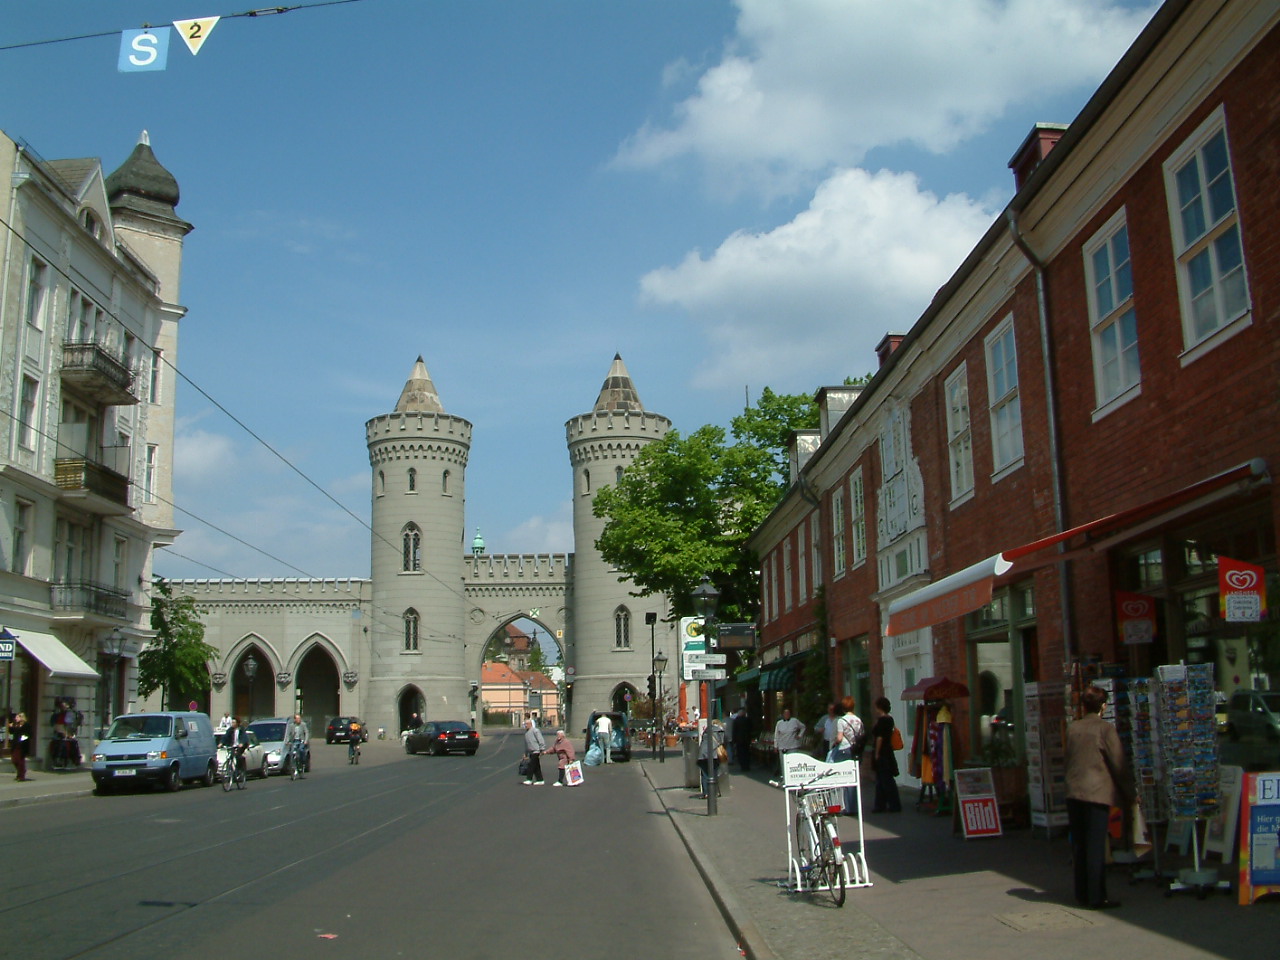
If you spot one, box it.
[0,0,377,53]
[0,211,474,607]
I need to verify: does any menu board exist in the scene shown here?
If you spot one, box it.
[955,767,1002,839]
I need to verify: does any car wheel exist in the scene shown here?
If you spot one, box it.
[94,780,113,796]
[405,741,415,754]
[165,764,181,792]
[260,757,271,779]
[202,760,217,788]
[326,737,333,744]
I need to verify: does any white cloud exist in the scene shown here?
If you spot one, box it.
[173,427,238,486]
[639,166,995,388]
[504,501,574,555]
[616,0,1158,192]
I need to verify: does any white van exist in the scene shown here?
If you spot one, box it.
[91,711,219,793]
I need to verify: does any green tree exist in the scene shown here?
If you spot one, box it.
[527,639,549,674]
[138,578,217,710]
[593,388,820,621]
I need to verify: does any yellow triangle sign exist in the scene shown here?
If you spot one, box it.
[174,17,220,55]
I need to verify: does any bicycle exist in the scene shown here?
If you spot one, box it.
[221,745,247,792]
[348,736,361,765]
[773,770,847,907]
[288,740,307,780]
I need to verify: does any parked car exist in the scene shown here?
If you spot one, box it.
[326,716,368,744]
[91,711,219,793]
[217,729,269,780]
[583,711,631,762]
[404,720,479,756]
[248,718,309,776]
[1226,690,1280,767]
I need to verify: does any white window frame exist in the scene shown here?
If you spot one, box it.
[783,538,793,611]
[150,349,162,403]
[811,511,822,588]
[18,375,40,450]
[850,468,867,567]
[144,444,158,503]
[25,257,48,330]
[12,499,33,576]
[944,364,974,503]
[614,606,631,649]
[113,536,128,590]
[831,488,847,577]
[798,520,808,602]
[1163,106,1250,364]
[1084,208,1142,415]
[985,316,1023,478]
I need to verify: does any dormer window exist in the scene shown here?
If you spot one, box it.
[80,208,103,240]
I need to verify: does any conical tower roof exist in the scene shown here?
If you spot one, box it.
[593,353,644,413]
[395,356,445,414]
[105,131,181,217]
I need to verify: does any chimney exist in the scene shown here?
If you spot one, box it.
[788,430,821,484]
[816,386,863,439]
[1008,123,1069,191]
[875,333,905,369]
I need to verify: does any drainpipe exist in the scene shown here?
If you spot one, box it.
[1005,209,1074,664]
[2,147,26,417]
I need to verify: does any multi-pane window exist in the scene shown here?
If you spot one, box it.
[55,517,92,582]
[880,410,910,540]
[403,608,419,651]
[150,349,162,403]
[12,500,33,575]
[18,376,40,449]
[144,445,158,502]
[831,488,847,575]
[850,468,867,565]
[402,523,422,572]
[407,468,417,492]
[25,257,48,329]
[1165,109,1248,350]
[1084,211,1141,406]
[783,538,793,611]
[944,364,974,499]
[113,537,128,590]
[811,511,821,587]
[985,319,1023,472]
[614,607,631,649]
[798,521,808,601]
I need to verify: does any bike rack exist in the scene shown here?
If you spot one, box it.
[779,754,872,894]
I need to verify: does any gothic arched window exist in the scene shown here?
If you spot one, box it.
[442,469,450,494]
[583,468,591,495]
[407,467,417,492]
[615,465,624,485]
[377,470,385,496]
[614,606,631,649]
[402,523,422,572]
[403,608,419,651]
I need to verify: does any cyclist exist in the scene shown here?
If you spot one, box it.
[282,713,310,775]
[347,720,362,763]
[223,716,250,781]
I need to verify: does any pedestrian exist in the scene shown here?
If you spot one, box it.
[408,712,422,731]
[8,712,32,781]
[523,716,547,785]
[695,718,724,799]
[544,729,577,786]
[731,707,752,771]
[773,707,806,776]
[829,696,865,815]
[1065,685,1131,910]
[870,697,902,813]
[819,701,838,758]
[594,712,613,763]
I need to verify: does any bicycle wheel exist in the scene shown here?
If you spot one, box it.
[794,812,820,881]
[819,819,846,907]
[236,761,246,789]
[221,759,233,792]
[290,750,300,781]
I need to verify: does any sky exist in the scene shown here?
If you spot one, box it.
[1,0,1160,583]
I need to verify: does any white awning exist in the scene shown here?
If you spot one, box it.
[15,630,100,681]
[886,554,1013,636]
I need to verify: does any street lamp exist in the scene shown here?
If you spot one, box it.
[645,612,658,758]
[103,628,127,731]
[653,649,668,764]
[690,575,720,815]
[243,653,259,722]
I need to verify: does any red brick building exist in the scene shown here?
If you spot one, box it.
[750,1,1278,791]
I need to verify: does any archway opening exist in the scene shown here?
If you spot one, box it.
[398,686,425,733]
[611,683,638,717]
[296,643,340,733]
[231,644,274,722]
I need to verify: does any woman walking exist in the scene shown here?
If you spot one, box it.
[544,729,577,786]
[8,712,32,781]
[829,696,865,815]
[870,697,902,812]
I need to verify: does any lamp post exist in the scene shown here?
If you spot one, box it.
[645,612,658,758]
[653,650,668,764]
[103,628,127,731]
[691,575,721,816]
[243,653,259,722]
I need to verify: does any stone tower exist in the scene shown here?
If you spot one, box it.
[365,357,471,731]
[565,355,672,723]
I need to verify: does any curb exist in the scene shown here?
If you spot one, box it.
[0,786,94,809]
[642,762,779,960]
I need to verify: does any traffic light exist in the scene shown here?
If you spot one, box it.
[647,674,656,699]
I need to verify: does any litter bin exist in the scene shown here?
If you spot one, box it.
[681,733,700,788]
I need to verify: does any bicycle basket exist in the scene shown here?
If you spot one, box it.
[801,788,843,816]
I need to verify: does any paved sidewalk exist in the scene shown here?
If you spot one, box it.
[0,760,94,809]
[639,755,1274,960]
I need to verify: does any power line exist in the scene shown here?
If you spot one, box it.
[0,1,374,53]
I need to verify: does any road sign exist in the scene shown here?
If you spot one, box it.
[685,652,727,665]
[714,623,757,650]
[690,668,727,681]
[0,638,14,661]
[680,616,708,680]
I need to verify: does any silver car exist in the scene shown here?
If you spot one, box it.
[248,718,307,776]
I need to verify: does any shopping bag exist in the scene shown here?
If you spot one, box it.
[565,761,585,786]
[890,726,904,751]
[518,755,531,778]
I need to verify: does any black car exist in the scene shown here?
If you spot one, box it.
[583,710,630,762]
[326,716,368,744]
[405,720,479,756]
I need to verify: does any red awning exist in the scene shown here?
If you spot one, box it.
[885,458,1268,636]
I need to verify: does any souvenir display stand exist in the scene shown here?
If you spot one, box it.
[901,676,968,818]
[779,753,871,893]
[1153,663,1230,898]
[1024,682,1067,836]
[1122,676,1174,883]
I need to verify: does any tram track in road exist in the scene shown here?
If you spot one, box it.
[0,736,524,960]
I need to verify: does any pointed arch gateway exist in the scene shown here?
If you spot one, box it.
[295,642,341,729]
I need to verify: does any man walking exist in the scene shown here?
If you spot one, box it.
[595,713,614,763]
[773,708,805,775]
[523,716,547,784]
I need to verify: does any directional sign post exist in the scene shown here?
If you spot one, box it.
[685,652,727,665]
[690,668,727,681]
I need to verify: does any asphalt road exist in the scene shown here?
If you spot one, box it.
[0,731,742,960]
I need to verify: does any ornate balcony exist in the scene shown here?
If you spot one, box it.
[54,454,131,514]
[51,581,130,620]
[61,342,137,406]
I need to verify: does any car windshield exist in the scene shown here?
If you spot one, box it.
[437,722,472,733]
[250,722,286,742]
[105,715,173,739]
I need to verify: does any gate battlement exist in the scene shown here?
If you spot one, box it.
[169,578,371,600]
[464,553,571,584]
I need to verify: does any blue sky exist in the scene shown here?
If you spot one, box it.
[2,0,1159,581]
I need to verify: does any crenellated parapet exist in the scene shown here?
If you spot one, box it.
[366,410,471,449]
[463,553,572,583]
[565,410,671,465]
[169,578,372,602]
